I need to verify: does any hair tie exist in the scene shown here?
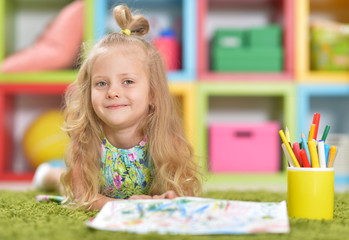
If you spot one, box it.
[121,29,131,36]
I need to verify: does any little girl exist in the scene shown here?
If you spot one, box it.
[33,5,202,210]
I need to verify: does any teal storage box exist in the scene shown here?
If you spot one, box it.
[213,29,246,49]
[246,25,282,47]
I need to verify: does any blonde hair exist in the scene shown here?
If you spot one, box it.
[61,5,202,209]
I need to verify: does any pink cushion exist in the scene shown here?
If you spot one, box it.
[1,0,84,72]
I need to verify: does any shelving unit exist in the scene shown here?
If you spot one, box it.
[0,0,197,181]
[296,0,349,82]
[197,0,294,81]
[0,0,348,188]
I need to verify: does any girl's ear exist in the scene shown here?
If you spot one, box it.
[148,93,155,112]
[149,104,155,112]
[149,89,155,106]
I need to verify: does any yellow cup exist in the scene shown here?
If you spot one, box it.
[287,167,334,220]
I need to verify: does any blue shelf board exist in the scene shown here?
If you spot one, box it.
[167,70,195,82]
[94,0,108,41]
[298,84,349,96]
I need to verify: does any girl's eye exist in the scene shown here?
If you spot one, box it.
[123,79,134,85]
[96,81,107,87]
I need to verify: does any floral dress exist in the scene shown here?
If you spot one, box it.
[99,138,153,199]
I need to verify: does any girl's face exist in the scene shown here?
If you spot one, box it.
[91,45,151,135]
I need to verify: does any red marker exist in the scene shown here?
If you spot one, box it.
[293,142,302,167]
[300,149,311,168]
[312,113,321,140]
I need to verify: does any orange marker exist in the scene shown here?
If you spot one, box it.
[327,146,337,168]
[300,149,310,168]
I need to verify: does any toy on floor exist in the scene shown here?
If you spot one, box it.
[32,160,66,190]
[23,110,69,169]
[36,195,64,203]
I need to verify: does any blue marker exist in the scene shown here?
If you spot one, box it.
[324,144,330,166]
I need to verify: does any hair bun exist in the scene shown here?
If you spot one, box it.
[113,5,149,37]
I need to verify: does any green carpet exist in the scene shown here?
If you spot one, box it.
[1,190,349,240]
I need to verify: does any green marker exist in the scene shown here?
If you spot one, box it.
[321,125,331,142]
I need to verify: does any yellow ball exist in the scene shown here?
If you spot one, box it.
[23,110,69,168]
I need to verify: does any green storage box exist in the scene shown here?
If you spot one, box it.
[212,47,284,72]
[213,29,246,49]
[246,25,282,47]
[212,25,284,72]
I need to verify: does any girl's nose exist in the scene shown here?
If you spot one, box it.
[106,86,120,98]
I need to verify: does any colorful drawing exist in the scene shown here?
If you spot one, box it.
[86,197,290,235]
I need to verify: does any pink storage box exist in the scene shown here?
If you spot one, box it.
[209,122,281,173]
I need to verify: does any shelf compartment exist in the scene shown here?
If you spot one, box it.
[197,82,296,179]
[297,84,349,136]
[0,0,94,82]
[297,84,349,183]
[296,0,349,82]
[0,83,68,181]
[198,0,294,81]
[94,0,196,81]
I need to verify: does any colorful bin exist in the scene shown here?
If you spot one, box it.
[209,122,281,172]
